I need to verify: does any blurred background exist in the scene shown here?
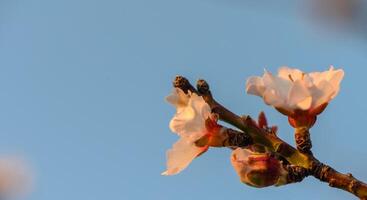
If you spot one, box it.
[1,0,367,199]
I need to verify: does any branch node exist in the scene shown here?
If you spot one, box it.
[226,128,253,147]
[285,165,310,183]
[347,173,355,178]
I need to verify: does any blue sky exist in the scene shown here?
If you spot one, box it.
[0,0,367,199]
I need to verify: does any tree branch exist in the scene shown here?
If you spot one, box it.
[172,75,367,199]
[311,161,367,199]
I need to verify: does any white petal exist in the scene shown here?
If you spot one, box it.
[328,68,344,98]
[278,66,305,81]
[329,68,344,86]
[311,81,335,108]
[162,138,205,176]
[246,76,265,97]
[309,67,344,100]
[165,88,189,112]
[287,80,312,110]
[262,71,291,99]
[308,71,324,87]
[263,88,286,109]
[190,93,211,121]
[230,148,252,182]
[169,93,210,140]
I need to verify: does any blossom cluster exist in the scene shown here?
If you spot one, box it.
[162,66,344,188]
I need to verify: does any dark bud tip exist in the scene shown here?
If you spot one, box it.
[173,75,189,88]
[173,75,196,94]
[197,79,210,94]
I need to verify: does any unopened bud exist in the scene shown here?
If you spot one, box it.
[231,148,286,188]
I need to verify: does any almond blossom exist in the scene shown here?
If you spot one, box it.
[162,88,221,176]
[230,148,287,188]
[246,66,344,125]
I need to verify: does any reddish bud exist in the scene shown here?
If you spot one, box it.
[257,112,268,129]
[231,148,286,188]
[270,126,278,134]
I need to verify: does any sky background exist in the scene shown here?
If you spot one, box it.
[1,0,367,199]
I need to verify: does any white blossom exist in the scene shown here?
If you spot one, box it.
[162,88,213,176]
[246,66,344,114]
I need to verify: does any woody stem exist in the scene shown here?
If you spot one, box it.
[294,127,313,154]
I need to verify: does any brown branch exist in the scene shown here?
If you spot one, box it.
[294,127,313,154]
[311,160,367,199]
[171,75,367,199]
[284,160,367,199]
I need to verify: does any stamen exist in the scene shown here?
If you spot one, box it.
[288,74,294,82]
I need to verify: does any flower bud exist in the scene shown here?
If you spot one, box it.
[231,148,286,188]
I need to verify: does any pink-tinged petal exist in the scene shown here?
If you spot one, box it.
[162,138,205,176]
[309,66,344,87]
[329,68,344,86]
[169,106,198,134]
[246,76,265,97]
[311,81,335,108]
[169,92,211,140]
[230,148,250,181]
[328,68,344,98]
[262,71,291,100]
[232,148,251,162]
[278,66,305,81]
[287,80,312,110]
[263,89,286,109]
[189,93,211,121]
[308,71,324,87]
[165,88,189,112]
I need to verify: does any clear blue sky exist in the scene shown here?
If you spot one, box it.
[0,0,367,199]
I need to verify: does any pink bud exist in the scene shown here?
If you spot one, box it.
[231,148,285,188]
